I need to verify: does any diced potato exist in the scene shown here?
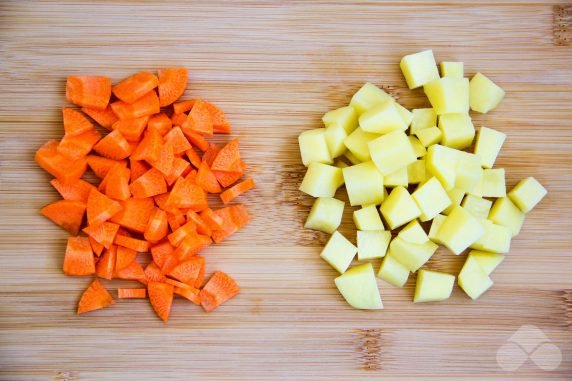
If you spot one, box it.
[359,101,407,134]
[398,219,429,244]
[380,186,421,230]
[298,128,333,167]
[353,205,385,231]
[442,187,465,215]
[377,254,409,287]
[438,113,475,150]
[458,255,493,300]
[299,162,343,197]
[395,102,413,127]
[400,50,440,89]
[343,161,385,206]
[455,154,483,193]
[467,174,483,197]
[468,250,505,275]
[488,197,525,237]
[428,214,446,244]
[470,219,511,254]
[469,72,505,114]
[320,231,357,274]
[424,77,470,115]
[437,206,485,255]
[426,144,465,190]
[335,263,383,309]
[462,194,492,220]
[350,82,393,115]
[369,130,417,175]
[344,150,362,165]
[408,136,427,158]
[324,124,348,158]
[384,167,408,187]
[474,126,506,169]
[440,61,464,78]
[508,177,548,213]
[322,105,358,133]
[414,269,455,303]
[410,108,436,135]
[416,126,442,147]
[481,168,506,198]
[357,230,391,260]
[343,127,379,162]
[408,159,427,184]
[389,237,438,272]
[304,197,345,234]
[412,177,452,222]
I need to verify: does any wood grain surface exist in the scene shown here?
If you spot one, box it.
[1,1,572,380]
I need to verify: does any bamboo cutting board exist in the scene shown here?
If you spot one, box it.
[1,1,572,380]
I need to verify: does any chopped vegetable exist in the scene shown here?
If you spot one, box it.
[77,279,114,314]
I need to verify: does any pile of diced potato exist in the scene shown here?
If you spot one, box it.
[299,50,548,309]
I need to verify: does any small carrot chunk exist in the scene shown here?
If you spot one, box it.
[77,279,114,314]
[66,76,111,110]
[220,178,255,204]
[86,155,125,179]
[168,256,205,288]
[111,90,160,120]
[148,282,174,321]
[93,129,133,160]
[35,140,87,183]
[115,246,137,271]
[118,288,147,299]
[82,105,118,130]
[50,178,94,203]
[115,234,150,253]
[182,99,213,136]
[112,115,149,142]
[200,271,240,312]
[115,259,145,280]
[40,200,86,236]
[196,161,222,194]
[158,68,188,107]
[129,167,167,199]
[148,113,172,136]
[63,236,95,276]
[86,187,122,226]
[110,197,154,233]
[62,107,94,136]
[95,245,117,280]
[144,208,169,243]
[174,286,201,305]
[173,100,196,114]
[150,241,175,268]
[112,72,159,104]
[83,221,120,249]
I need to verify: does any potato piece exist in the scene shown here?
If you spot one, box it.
[414,269,455,303]
[407,159,427,185]
[428,214,446,244]
[324,124,348,158]
[395,102,413,127]
[343,150,362,165]
[360,101,407,134]
[400,50,440,89]
[455,154,483,193]
[474,126,506,169]
[462,194,492,220]
[426,144,465,190]
[412,177,452,222]
[299,162,343,197]
[350,83,393,115]
[322,105,358,133]
[398,219,429,244]
[343,127,379,162]
[440,61,464,78]
[377,253,410,287]
[470,219,511,254]
[357,230,391,260]
[389,237,438,272]
[442,187,465,215]
[508,177,547,213]
[438,113,475,150]
[410,108,436,135]
[458,255,493,300]
[408,136,427,158]
[320,231,357,274]
[437,206,485,255]
[468,250,505,275]
[469,72,505,113]
[369,130,417,176]
[343,161,385,206]
[380,186,421,230]
[353,205,385,231]
[335,263,383,309]
[304,197,345,234]
[424,77,470,115]
[482,168,506,198]
[298,128,333,167]
[384,167,408,187]
[488,197,525,237]
[416,126,442,147]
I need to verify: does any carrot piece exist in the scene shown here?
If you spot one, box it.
[86,155,125,179]
[167,221,197,247]
[97,161,126,192]
[93,129,133,160]
[115,260,145,280]
[165,278,192,290]
[83,222,120,249]
[213,169,244,188]
[204,101,231,134]
[158,68,188,107]
[115,234,150,253]
[168,256,205,288]
[186,210,212,236]
[112,72,159,104]
[129,167,167,199]
[166,212,184,231]
[182,99,213,136]
[95,245,116,280]
[210,207,239,244]
[77,279,114,314]
[104,165,131,201]
[115,246,137,271]
[196,161,222,194]
[172,234,211,261]
[110,90,160,120]
[173,100,196,114]
[82,105,118,130]
[174,286,201,305]
[200,272,240,312]
[35,140,87,183]
[129,158,149,182]
[50,178,94,203]
[166,177,208,211]
[229,204,251,229]
[171,112,187,127]
[86,187,122,226]
[199,208,225,231]
[154,193,179,215]
[164,157,191,186]
[147,141,174,177]
[212,139,240,172]
[110,197,154,233]
[148,282,174,321]
[150,241,175,268]
[89,236,104,257]
[131,127,162,163]
[62,107,94,136]
[112,115,149,142]
[57,128,101,160]
[185,169,198,182]
[40,200,86,235]
[183,131,209,152]
[202,144,221,167]
[118,288,147,299]
[66,76,111,110]
[63,236,95,276]
[160,254,180,274]
[143,263,167,284]
[185,148,202,169]
[220,178,255,204]
[148,113,172,136]
[144,208,168,242]
[163,126,191,154]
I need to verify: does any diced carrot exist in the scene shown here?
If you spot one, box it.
[129,167,167,199]
[182,99,213,136]
[160,254,180,274]
[144,208,168,243]
[165,278,192,290]
[166,212,184,231]
[185,148,202,169]
[144,262,167,284]
[171,112,187,127]
[129,158,150,182]
[158,68,188,107]
[115,260,145,280]
[63,236,95,276]
[174,286,201,305]
[211,139,240,172]
[204,101,231,134]
[148,113,172,136]
[200,271,240,312]
[115,246,137,271]
[104,165,131,201]
[202,144,221,167]
[40,200,86,235]
[183,131,209,152]
[86,187,122,226]
[186,210,212,236]
[150,241,175,268]
[148,282,174,321]
[173,100,196,114]
[169,256,206,288]
[50,178,94,203]
[82,105,118,130]
[220,178,255,204]
[163,126,191,154]
[98,161,126,192]
[147,141,174,177]
[115,234,150,253]
[164,157,191,186]
[110,197,154,233]
[95,245,116,280]
[35,140,87,183]
[213,168,244,188]
[57,128,101,160]
[172,234,211,261]
[199,208,225,231]
[229,204,251,229]
[112,115,149,142]
[154,193,179,215]
[210,207,239,244]
[86,155,125,179]
[66,76,111,110]
[77,279,114,314]
[118,288,147,299]
[167,221,197,247]
[93,129,133,160]
[111,90,160,120]
[166,177,208,211]
[89,236,104,257]
[82,221,120,249]
[186,169,198,182]
[62,107,94,136]
[131,127,162,163]
[112,72,159,104]
[196,161,222,194]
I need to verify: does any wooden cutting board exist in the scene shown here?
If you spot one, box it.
[1,1,571,380]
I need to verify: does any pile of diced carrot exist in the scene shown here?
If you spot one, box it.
[36,68,255,321]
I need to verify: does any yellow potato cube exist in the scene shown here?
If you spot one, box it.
[343,161,385,206]
[298,128,333,167]
[414,269,455,303]
[380,186,421,230]
[426,144,464,190]
[343,127,379,162]
[357,230,391,260]
[440,61,464,78]
[474,126,506,169]
[458,255,493,300]
[437,206,485,255]
[324,123,348,158]
[304,197,345,234]
[428,214,447,244]
[469,72,505,114]
[462,194,492,220]
[407,159,427,184]
[359,101,407,134]
[488,197,525,237]
[343,150,362,165]
[398,219,429,244]
[424,77,470,115]
[384,167,408,187]
[412,177,452,222]
[442,187,465,215]
[389,237,438,272]
[369,130,417,175]
[508,177,548,213]
[455,154,483,193]
[299,162,343,198]
[335,263,383,309]
[322,105,358,133]
[400,50,440,89]
[353,205,385,231]
[468,250,505,275]
[470,219,511,254]
[410,108,437,135]
[350,82,393,115]
[416,126,442,147]
[395,102,413,127]
[408,136,427,158]
[438,113,475,150]
[320,231,357,274]
[377,254,410,287]
[482,168,506,198]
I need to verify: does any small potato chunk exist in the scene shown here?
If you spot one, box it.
[469,72,505,113]
[428,214,447,244]
[438,113,475,150]
[410,108,437,135]
[426,144,465,191]
[299,162,343,197]
[437,206,485,255]
[359,101,407,134]
[408,136,427,158]
[357,230,391,260]
[344,150,362,165]
[470,219,511,254]
[468,250,505,275]
[508,177,548,213]
[412,177,452,222]
[298,128,333,167]
[395,102,413,127]
[335,263,383,309]
[343,161,385,206]
[380,186,421,230]
[353,205,385,231]
[424,77,470,115]
[455,155,483,193]
[414,269,455,303]
[440,61,464,78]
[407,159,427,185]
[324,124,348,158]
[416,126,442,147]
[369,130,417,176]
[458,255,493,300]
[343,127,379,163]
[389,237,438,272]
[400,50,440,89]
[350,82,393,115]
[304,197,345,234]
[378,254,409,287]
[488,197,525,237]
[474,126,506,169]
[398,220,429,244]
[320,231,357,274]
[462,194,492,220]
[442,187,465,215]
[384,167,408,187]
[322,105,358,133]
